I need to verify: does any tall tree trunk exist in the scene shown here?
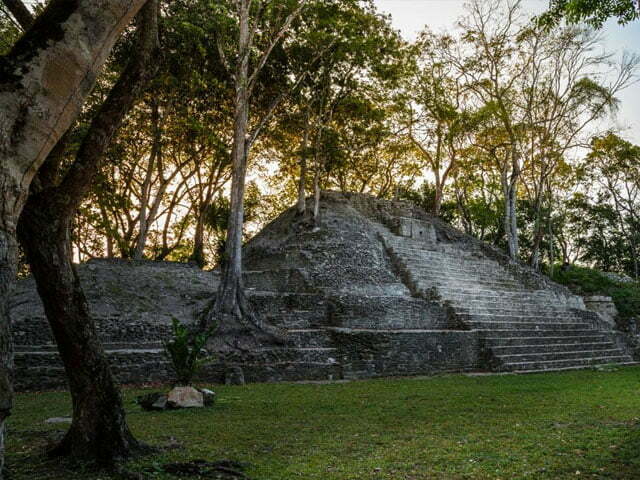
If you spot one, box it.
[203,0,281,349]
[15,0,158,466]
[0,0,147,475]
[296,115,310,215]
[0,219,18,480]
[18,199,143,466]
[503,179,519,260]
[190,209,206,268]
[133,100,161,260]
[530,195,544,271]
[313,166,321,227]
[433,183,443,217]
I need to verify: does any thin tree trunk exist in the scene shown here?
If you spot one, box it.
[190,209,206,268]
[433,183,443,217]
[313,166,321,227]
[296,114,310,215]
[203,0,281,349]
[530,194,544,271]
[133,100,160,260]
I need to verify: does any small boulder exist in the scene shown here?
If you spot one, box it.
[200,388,216,407]
[225,366,245,385]
[137,392,169,411]
[167,386,204,408]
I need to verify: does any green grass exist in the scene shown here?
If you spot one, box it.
[7,368,640,479]
[550,265,640,321]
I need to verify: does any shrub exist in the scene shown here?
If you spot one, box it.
[163,318,214,386]
[550,265,640,321]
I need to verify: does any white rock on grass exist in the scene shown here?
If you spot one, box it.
[167,386,204,408]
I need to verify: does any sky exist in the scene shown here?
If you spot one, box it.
[373,0,640,145]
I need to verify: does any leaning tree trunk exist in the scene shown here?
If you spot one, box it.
[14,0,158,466]
[0,0,147,475]
[18,199,143,466]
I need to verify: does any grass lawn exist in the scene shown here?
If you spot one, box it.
[6,367,640,479]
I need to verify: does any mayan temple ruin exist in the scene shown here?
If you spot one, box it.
[11,192,636,391]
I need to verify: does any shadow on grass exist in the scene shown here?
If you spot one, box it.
[609,422,640,479]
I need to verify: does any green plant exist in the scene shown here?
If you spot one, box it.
[549,264,640,321]
[163,318,214,386]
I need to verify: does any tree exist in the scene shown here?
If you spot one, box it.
[0,0,147,475]
[539,0,640,28]
[16,0,159,465]
[202,0,308,346]
[401,30,478,216]
[580,133,640,278]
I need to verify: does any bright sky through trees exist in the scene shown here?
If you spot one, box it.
[374,0,640,144]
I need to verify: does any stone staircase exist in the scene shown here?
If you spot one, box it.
[378,225,635,373]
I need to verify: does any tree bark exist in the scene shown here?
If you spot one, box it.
[0,0,147,475]
[190,208,207,268]
[18,197,144,466]
[503,179,519,260]
[313,166,321,227]
[133,100,161,260]
[296,113,310,215]
[0,221,17,480]
[15,0,158,466]
[202,0,286,350]
[530,193,544,271]
[204,0,261,345]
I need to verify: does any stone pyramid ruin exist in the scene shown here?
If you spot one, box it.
[10,192,636,390]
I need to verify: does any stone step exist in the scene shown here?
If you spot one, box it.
[327,295,450,330]
[507,362,639,374]
[14,342,165,353]
[416,281,525,293]
[248,291,328,312]
[440,289,568,309]
[432,287,548,296]
[394,258,507,274]
[458,313,582,323]
[476,329,601,338]
[500,355,634,372]
[450,303,577,314]
[388,245,487,261]
[287,329,333,347]
[263,310,326,329]
[496,348,625,363]
[469,321,593,331]
[395,260,512,275]
[244,269,318,293]
[491,342,616,356]
[411,273,521,285]
[453,306,582,316]
[485,334,609,346]
[408,268,522,285]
